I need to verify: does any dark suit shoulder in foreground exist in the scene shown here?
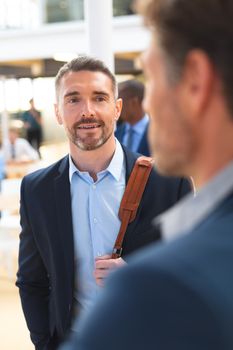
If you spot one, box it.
[61,193,233,350]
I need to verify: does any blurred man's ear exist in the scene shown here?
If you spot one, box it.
[180,49,215,118]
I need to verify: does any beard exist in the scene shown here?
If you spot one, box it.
[66,117,113,151]
[148,109,195,178]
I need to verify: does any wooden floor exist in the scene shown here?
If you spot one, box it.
[0,277,34,350]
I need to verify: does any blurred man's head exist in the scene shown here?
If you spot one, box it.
[137,0,233,112]
[118,80,145,125]
[9,127,19,144]
[136,0,233,184]
[29,98,35,109]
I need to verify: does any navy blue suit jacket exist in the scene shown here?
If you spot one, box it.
[61,190,233,350]
[115,123,151,156]
[16,148,190,349]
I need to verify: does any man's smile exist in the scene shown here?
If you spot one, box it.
[77,123,102,130]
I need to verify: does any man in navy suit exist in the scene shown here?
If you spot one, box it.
[16,55,190,350]
[115,79,151,156]
[60,0,233,349]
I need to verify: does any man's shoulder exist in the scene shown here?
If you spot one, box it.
[22,155,69,186]
[21,110,30,118]
[128,194,233,273]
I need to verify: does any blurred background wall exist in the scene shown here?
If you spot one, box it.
[0,0,149,145]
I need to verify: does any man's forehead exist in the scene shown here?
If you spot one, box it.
[62,70,110,83]
[58,71,112,98]
[62,70,109,87]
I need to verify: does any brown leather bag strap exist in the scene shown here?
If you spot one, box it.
[111,156,154,259]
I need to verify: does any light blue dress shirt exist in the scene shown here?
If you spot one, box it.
[122,114,149,152]
[69,139,126,329]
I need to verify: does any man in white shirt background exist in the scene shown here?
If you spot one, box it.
[3,126,39,164]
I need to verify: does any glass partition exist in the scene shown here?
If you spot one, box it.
[0,0,135,29]
[45,0,84,23]
[45,0,134,24]
[113,0,134,16]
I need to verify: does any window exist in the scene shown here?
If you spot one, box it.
[44,0,134,24]
[45,0,84,23]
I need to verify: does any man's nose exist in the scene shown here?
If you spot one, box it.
[81,101,95,117]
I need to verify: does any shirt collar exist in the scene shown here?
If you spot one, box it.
[106,138,124,181]
[155,160,233,242]
[69,154,78,183]
[125,114,149,135]
[69,138,124,183]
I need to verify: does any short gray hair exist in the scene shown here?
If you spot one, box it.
[55,55,118,100]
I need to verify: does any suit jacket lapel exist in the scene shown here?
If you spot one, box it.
[122,145,137,181]
[54,156,74,285]
[138,124,150,156]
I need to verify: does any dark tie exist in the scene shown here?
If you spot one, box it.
[11,144,16,159]
[126,127,134,150]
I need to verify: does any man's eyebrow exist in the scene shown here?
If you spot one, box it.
[93,90,110,97]
[64,91,80,99]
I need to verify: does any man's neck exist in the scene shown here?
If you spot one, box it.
[184,97,233,190]
[70,137,116,181]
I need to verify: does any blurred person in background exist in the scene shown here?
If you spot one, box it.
[22,98,43,158]
[0,137,5,218]
[3,126,39,164]
[60,0,233,349]
[16,55,191,350]
[0,137,6,184]
[115,79,151,156]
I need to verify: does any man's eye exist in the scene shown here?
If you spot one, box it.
[69,98,79,103]
[96,96,105,102]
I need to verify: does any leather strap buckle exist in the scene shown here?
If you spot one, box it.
[112,247,123,258]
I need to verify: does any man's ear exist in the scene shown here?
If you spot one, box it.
[54,103,63,125]
[179,49,215,117]
[115,98,123,121]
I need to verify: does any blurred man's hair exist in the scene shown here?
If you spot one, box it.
[118,79,144,103]
[55,55,117,100]
[136,0,233,114]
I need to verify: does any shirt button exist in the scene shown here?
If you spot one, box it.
[93,218,98,224]
[93,184,96,189]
